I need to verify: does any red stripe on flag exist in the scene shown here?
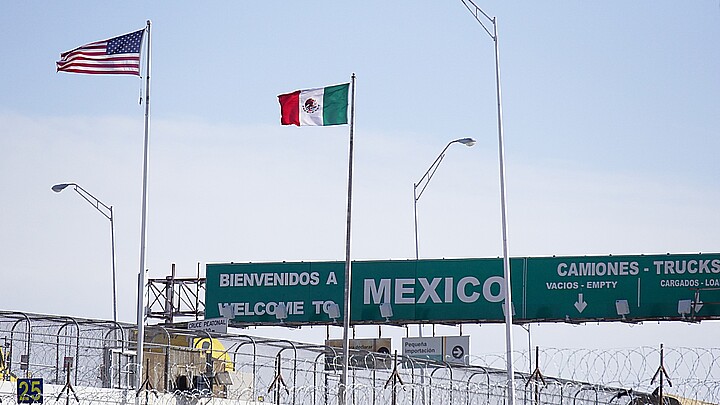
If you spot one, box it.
[278,91,301,126]
[57,68,141,75]
[56,29,144,76]
[59,62,140,69]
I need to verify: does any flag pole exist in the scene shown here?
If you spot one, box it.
[134,19,151,398]
[339,73,356,405]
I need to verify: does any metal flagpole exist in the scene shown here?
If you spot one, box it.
[134,19,152,399]
[339,73,356,405]
[460,1,516,403]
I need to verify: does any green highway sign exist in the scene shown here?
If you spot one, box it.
[207,261,345,324]
[351,258,523,323]
[523,254,720,321]
[205,253,720,325]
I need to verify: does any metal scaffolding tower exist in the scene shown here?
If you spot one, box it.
[146,263,205,324]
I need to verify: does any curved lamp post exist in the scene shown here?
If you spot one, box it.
[412,137,475,405]
[460,0,516,403]
[52,183,117,323]
[413,137,476,260]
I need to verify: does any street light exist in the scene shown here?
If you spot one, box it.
[460,0,516,403]
[411,137,474,405]
[413,137,476,260]
[52,182,118,322]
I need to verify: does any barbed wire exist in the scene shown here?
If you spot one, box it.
[474,346,720,402]
[0,312,717,404]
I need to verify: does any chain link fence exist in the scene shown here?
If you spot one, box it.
[0,311,717,404]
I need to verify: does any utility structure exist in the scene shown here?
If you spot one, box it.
[460,0,516,403]
[146,263,206,324]
[413,137,476,260]
[52,182,118,323]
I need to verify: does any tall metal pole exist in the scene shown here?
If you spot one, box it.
[413,185,420,260]
[109,206,117,322]
[492,17,516,405]
[339,73,356,405]
[135,19,152,398]
[414,180,425,400]
[413,138,475,262]
[412,184,422,337]
[412,137,474,405]
[413,180,424,402]
[460,1,515,402]
[52,183,118,322]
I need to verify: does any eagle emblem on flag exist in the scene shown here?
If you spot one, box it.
[303,98,320,114]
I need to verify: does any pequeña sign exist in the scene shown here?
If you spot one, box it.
[205,253,720,326]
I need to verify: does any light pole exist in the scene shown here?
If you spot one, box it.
[412,137,473,405]
[52,183,118,323]
[460,0,516,403]
[413,137,476,261]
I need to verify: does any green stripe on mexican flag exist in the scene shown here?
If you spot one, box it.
[278,83,349,126]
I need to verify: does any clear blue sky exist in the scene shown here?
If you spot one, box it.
[0,1,718,354]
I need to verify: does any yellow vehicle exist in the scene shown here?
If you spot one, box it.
[193,337,234,372]
[139,331,235,395]
[0,347,17,382]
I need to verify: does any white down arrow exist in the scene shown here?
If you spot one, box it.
[574,293,587,313]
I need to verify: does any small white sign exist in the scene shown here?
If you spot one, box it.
[402,337,443,362]
[187,317,228,334]
[402,336,470,366]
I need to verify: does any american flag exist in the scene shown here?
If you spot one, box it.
[56,28,145,75]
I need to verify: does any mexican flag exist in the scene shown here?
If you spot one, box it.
[278,83,349,126]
